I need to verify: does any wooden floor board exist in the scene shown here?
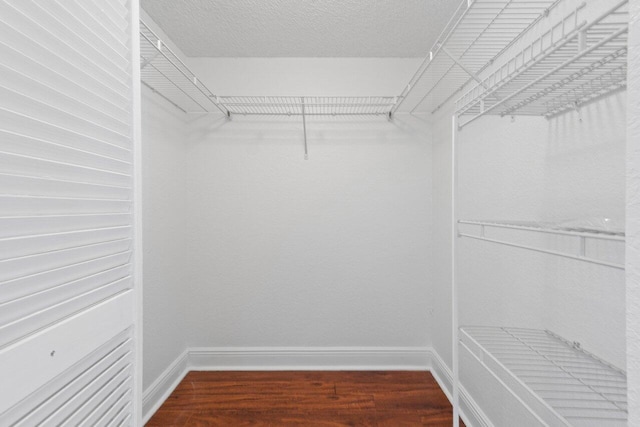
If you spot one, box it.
[147,371,464,426]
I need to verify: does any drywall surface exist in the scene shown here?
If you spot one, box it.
[182,58,433,351]
[627,1,640,424]
[140,12,189,392]
[188,57,422,96]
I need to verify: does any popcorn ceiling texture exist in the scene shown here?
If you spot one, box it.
[140,0,459,57]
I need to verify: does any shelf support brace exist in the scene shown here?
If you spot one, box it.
[301,97,308,160]
[440,46,488,89]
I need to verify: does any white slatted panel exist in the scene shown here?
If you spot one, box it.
[0,0,137,424]
[1,330,134,427]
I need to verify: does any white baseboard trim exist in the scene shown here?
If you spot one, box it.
[143,346,491,426]
[429,349,493,427]
[188,346,431,371]
[142,349,189,424]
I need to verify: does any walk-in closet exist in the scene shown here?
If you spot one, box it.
[1,0,639,426]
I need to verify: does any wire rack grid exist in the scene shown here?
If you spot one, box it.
[216,96,398,117]
[455,0,628,127]
[457,219,625,269]
[139,21,229,115]
[392,0,561,115]
[461,326,627,426]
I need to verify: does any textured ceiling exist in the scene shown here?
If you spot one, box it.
[140,0,461,57]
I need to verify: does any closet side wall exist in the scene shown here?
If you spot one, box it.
[140,11,189,397]
[183,58,434,357]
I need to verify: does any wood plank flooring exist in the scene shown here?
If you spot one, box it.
[146,371,464,426]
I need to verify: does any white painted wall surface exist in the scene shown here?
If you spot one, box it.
[182,58,434,351]
[141,12,189,392]
[627,0,640,424]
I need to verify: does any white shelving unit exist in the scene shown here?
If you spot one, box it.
[217,96,397,117]
[449,2,630,425]
[460,326,627,427]
[457,220,625,270]
[139,20,229,115]
[455,0,628,128]
[139,21,398,119]
[392,0,562,115]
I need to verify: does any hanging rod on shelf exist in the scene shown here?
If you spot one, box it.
[457,219,625,269]
[391,0,562,115]
[455,0,629,128]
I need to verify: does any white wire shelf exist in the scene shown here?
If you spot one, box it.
[217,96,397,117]
[393,0,561,115]
[140,20,230,115]
[455,0,628,128]
[139,21,398,119]
[461,326,627,426]
[457,220,625,269]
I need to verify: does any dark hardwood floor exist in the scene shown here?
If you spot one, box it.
[146,371,465,426]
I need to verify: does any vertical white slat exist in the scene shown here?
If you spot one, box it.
[130,0,143,423]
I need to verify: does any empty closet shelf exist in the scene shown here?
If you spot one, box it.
[455,0,628,127]
[460,326,627,427]
[457,220,625,269]
[216,96,397,116]
[140,20,229,115]
[393,0,560,115]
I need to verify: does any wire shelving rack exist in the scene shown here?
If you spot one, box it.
[139,21,230,115]
[457,220,625,270]
[460,326,627,426]
[392,0,562,115]
[139,22,398,119]
[455,0,628,128]
[217,96,397,117]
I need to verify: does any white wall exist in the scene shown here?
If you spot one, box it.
[627,0,640,424]
[140,12,189,392]
[182,58,434,352]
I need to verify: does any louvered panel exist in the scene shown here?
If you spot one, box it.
[0,114,130,164]
[4,0,130,84]
[82,0,129,33]
[0,0,137,422]
[60,0,130,57]
[101,403,131,427]
[62,365,132,425]
[0,131,131,175]
[0,252,131,304]
[0,196,130,216]
[0,23,127,109]
[0,278,132,347]
[0,214,130,239]
[0,152,131,187]
[0,238,131,282]
[0,226,132,259]
[1,330,132,426]
[0,41,129,122]
[16,1,130,70]
[0,65,130,135]
[0,86,129,148]
[0,175,131,200]
[0,3,129,91]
